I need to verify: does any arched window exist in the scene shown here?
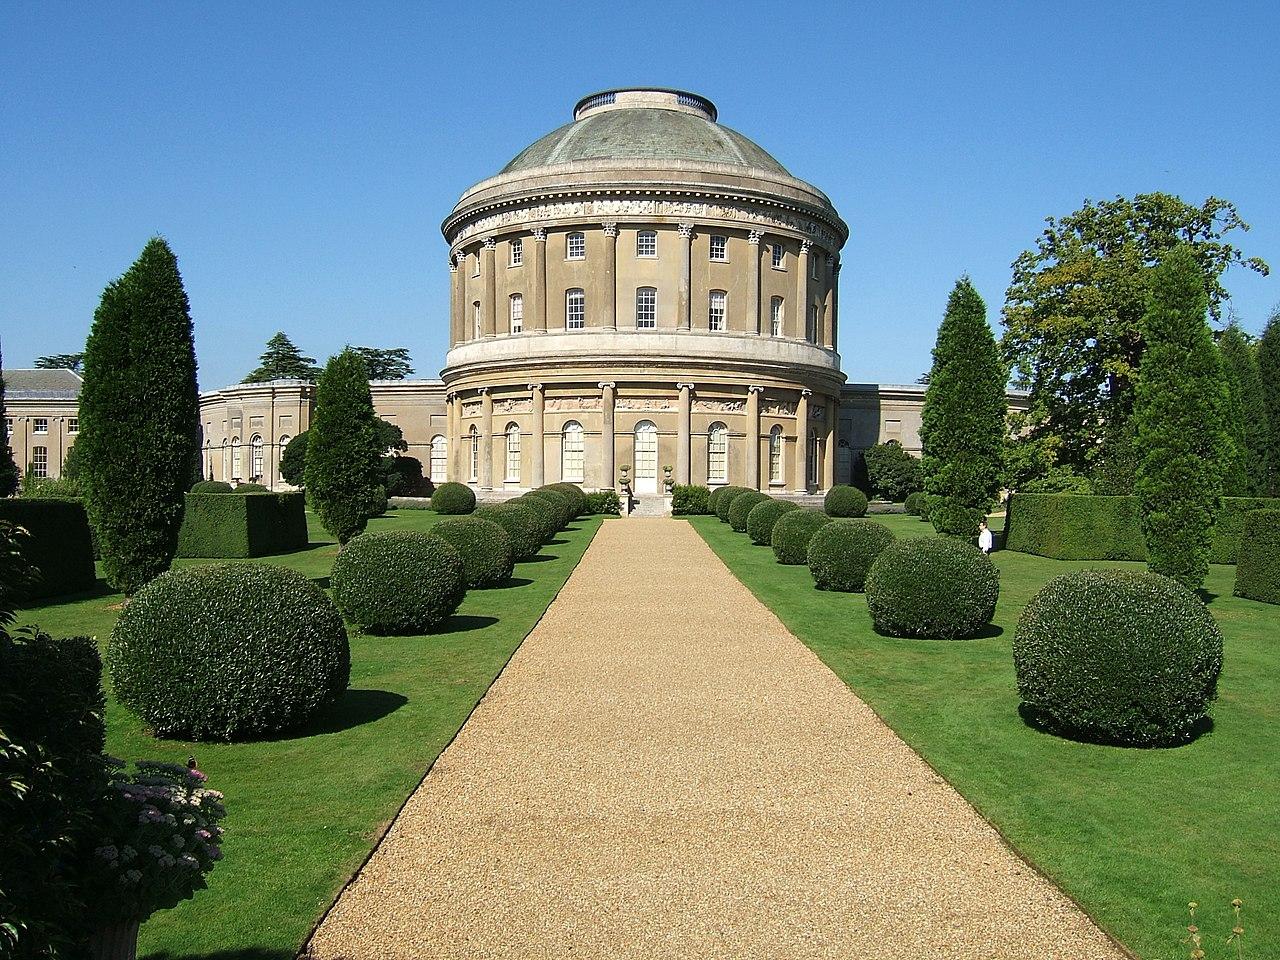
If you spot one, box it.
[769,425,784,483]
[231,436,242,479]
[636,286,656,328]
[277,435,290,482]
[469,425,479,482]
[807,303,819,343]
[708,290,727,331]
[565,288,586,329]
[807,428,820,490]
[561,420,584,483]
[204,440,213,480]
[770,297,784,337]
[430,435,447,482]
[250,435,264,480]
[509,293,523,334]
[505,422,521,482]
[473,301,482,339]
[707,422,728,484]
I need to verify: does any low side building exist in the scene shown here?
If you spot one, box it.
[2,368,82,481]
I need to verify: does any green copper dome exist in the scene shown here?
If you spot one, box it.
[500,88,791,177]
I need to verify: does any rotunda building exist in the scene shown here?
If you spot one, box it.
[441,88,848,495]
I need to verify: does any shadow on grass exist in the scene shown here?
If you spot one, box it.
[20,578,117,609]
[311,576,331,590]
[1016,702,1215,748]
[442,614,499,633]
[547,538,568,546]
[518,554,557,564]
[869,621,1005,641]
[145,951,293,960]
[289,689,409,738]
[486,577,534,590]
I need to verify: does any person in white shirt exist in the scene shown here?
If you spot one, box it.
[977,519,994,554]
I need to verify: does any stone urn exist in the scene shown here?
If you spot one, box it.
[88,920,140,960]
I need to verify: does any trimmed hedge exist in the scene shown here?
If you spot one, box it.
[527,487,574,529]
[728,490,769,532]
[746,498,798,545]
[1005,494,1146,561]
[714,486,752,522]
[512,494,560,543]
[672,484,711,516]
[904,492,929,518]
[1234,509,1280,604]
[191,480,233,493]
[547,482,588,518]
[1014,570,1223,745]
[0,499,96,599]
[474,503,542,562]
[177,491,308,559]
[807,519,896,592]
[706,485,728,515]
[585,489,621,516]
[430,482,476,515]
[1211,497,1280,564]
[108,563,350,740]
[331,531,466,634]
[865,536,999,639]
[431,516,514,588]
[824,485,869,518]
[770,509,833,565]
[234,482,269,493]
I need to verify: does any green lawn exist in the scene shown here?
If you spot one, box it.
[691,513,1279,960]
[16,509,602,960]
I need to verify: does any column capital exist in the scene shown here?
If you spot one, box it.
[449,257,459,272]
[453,251,467,270]
[799,239,813,254]
[748,229,762,245]
[601,222,618,238]
[532,227,547,242]
[677,222,695,239]
[482,236,497,249]
[527,382,543,392]
[676,382,696,392]
[598,381,616,391]
[800,388,812,397]
[476,386,489,396]
[748,384,765,394]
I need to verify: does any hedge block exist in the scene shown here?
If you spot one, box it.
[177,491,308,558]
[1234,509,1280,604]
[1210,497,1280,564]
[0,499,97,599]
[1004,494,1146,561]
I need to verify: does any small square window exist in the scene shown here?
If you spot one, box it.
[771,243,785,269]
[33,418,48,435]
[636,231,657,257]
[567,233,586,260]
[510,238,523,267]
[710,235,728,261]
[68,418,78,434]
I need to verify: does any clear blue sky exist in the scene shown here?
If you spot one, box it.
[3,2,1277,389]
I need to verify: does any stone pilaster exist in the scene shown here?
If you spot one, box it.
[449,255,463,346]
[602,222,618,330]
[676,382,694,484]
[830,256,841,349]
[445,393,456,482]
[479,388,493,490]
[823,396,836,490]
[677,222,694,331]
[529,383,544,488]
[794,388,810,492]
[746,385,763,490]
[481,237,497,338]
[531,228,547,333]
[599,381,616,488]
[747,231,762,335]
[795,240,811,341]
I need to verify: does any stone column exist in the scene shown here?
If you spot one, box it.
[479,388,493,490]
[481,237,497,338]
[599,381,616,489]
[449,255,464,346]
[445,393,455,481]
[602,222,617,330]
[531,228,547,333]
[677,222,694,331]
[529,383,544,488]
[677,382,694,484]
[794,240,811,340]
[747,231,762,335]
[823,396,837,490]
[746,385,763,489]
[794,388,810,492]
[830,256,841,349]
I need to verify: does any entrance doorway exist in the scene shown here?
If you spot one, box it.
[634,420,658,493]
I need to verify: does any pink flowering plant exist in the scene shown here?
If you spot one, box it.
[87,759,226,924]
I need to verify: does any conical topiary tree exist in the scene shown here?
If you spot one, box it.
[78,237,200,593]
[1133,245,1232,590]
[0,342,20,497]
[920,278,1008,536]
[1218,323,1268,496]
[305,349,383,544]
[1258,309,1280,496]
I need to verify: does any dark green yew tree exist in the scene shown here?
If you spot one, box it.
[920,278,1008,536]
[1218,323,1268,496]
[78,238,200,593]
[1259,309,1280,496]
[1133,246,1231,590]
[0,343,19,497]
[304,349,383,544]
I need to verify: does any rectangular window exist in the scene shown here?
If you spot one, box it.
[562,425,585,483]
[510,238,523,267]
[68,417,79,434]
[708,290,727,331]
[770,297,784,337]
[636,287,656,329]
[509,294,524,334]
[769,430,783,483]
[473,251,481,277]
[808,304,819,343]
[636,230,657,257]
[811,252,820,280]
[32,446,48,479]
[473,301,482,339]
[566,289,586,329]
[707,426,728,483]
[771,243,785,269]
[709,235,727,261]
[505,428,521,482]
[33,418,48,435]
[567,232,586,260]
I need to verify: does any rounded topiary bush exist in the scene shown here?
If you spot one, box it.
[191,480,233,494]
[824,485,869,518]
[865,536,999,639]
[330,531,466,634]
[108,564,349,740]
[1013,570,1223,746]
[747,498,799,545]
[234,482,269,493]
[770,509,833,564]
[547,482,587,518]
[430,516,514,589]
[728,490,769,532]
[904,492,929,518]
[430,481,476,515]
[527,487,573,529]
[714,486,751,522]
[707,485,727,515]
[807,519,897,592]
[512,494,560,542]
[474,503,542,562]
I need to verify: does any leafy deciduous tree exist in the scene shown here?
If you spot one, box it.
[78,237,200,593]
[243,332,320,383]
[861,441,921,502]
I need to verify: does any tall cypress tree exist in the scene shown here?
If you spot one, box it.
[0,342,20,497]
[305,349,383,544]
[920,277,1008,536]
[78,238,200,593]
[1218,323,1268,495]
[1258,309,1280,496]
[1133,246,1231,590]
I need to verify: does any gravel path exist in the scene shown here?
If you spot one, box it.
[306,518,1127,959]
